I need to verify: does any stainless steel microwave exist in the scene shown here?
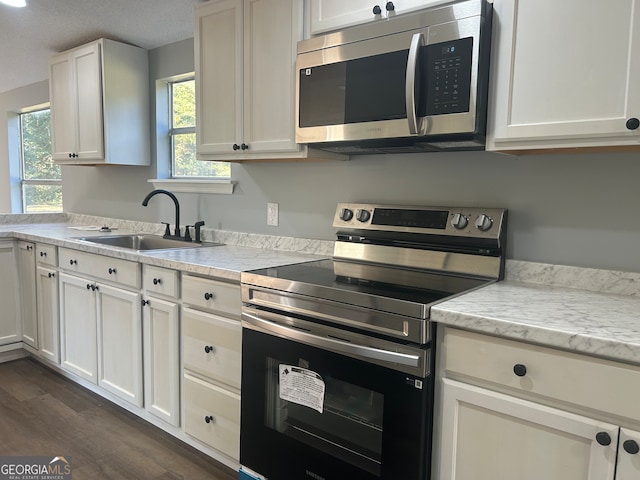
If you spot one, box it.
[295,0,493,154]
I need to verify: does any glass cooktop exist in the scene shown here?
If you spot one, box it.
[245,258,488,308]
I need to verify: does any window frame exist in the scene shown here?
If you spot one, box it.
[18,106,63,213]
[168,77,230,180]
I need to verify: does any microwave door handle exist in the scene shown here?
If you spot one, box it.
[406,33,425,134]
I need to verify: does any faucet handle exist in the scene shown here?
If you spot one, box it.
[194,221,205,243]
[184,225,192,242]
[161,222,171,237]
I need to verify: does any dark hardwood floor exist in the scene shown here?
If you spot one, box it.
[0,358,237,480]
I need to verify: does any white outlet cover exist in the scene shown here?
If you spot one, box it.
[267,202,279,226]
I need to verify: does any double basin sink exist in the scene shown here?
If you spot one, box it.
[74,234,223,251]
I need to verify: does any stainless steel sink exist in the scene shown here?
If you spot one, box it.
[74,234,222,251]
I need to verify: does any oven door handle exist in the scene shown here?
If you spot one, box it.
[243,311,421,368]
[406,32,424,135]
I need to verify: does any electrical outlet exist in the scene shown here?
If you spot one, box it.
[267,202,279,226]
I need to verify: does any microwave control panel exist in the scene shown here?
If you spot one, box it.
[424,36,473,116]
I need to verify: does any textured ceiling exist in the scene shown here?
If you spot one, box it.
[0,0,205,93]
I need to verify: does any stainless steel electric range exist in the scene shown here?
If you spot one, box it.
[239,203,507,480]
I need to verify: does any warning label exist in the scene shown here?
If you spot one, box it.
[279,365,325,413]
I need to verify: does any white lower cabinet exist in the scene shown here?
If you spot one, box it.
[142,265,181,427]
[0,241,21,346]
[58,248,142,407]
[436,327,640,480]
[97,283,143,407]
[182,274,242,461]
[36,243,59,364]
[17,241,37,349]
[183,373,241,460]
[36,265,60,364]
[59,272,97,382]
[440,379,618,480]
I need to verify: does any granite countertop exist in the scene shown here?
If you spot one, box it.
[0,222,328,282]
[432,278,640,366]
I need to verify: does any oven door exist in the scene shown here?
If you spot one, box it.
[240,308,433,480]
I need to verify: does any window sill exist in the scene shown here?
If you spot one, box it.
[148,179,236,194]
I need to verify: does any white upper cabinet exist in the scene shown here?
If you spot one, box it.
[49,38,150,165]
[487,0,640,152]
[195,0,345,161]
[308,0,448,35]
[195,0,243,157]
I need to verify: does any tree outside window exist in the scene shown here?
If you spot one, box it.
[20,108,62,213]
[170,79,230,178]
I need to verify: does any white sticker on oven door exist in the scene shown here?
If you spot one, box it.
[279,364,325,413]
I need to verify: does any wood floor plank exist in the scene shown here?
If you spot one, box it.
[0,358,237,480]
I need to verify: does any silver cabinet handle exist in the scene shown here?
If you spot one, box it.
[406,32,424,135]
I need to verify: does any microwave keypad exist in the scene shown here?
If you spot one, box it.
[424,37,473,115]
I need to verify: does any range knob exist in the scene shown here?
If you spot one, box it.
[451,213,468,230]
[475,214,493,232]
[339,208,354,221]
[356,209,371,223]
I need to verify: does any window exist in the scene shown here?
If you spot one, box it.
[170,78,230,178]
[20,108,62,213]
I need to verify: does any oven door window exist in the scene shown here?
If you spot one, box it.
[240,328,432,480]
[265,357,384,476]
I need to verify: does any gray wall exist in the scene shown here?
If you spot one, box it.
[2,39,640,273]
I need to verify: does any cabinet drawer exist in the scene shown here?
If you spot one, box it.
[183,307,241,389]
[184,373,240,460]
[143,265,179,298]
[59,248,140,288]
[182,275,241,318]
[36,243,57,267]
[443,327,640,421]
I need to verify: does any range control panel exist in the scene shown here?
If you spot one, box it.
[333,203,507,239]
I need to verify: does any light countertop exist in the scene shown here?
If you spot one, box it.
[3,218,640,366]
[0,222,327,282]
[432,279,640,365]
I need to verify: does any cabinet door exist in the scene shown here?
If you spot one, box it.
[49,54,77,161]
[73,42,104,161]
[36,266,60,364]
[97,283,143,407]
[17,242,37,349]
[309,0,446,34]
[0,242,21,346]
[195,0,244,155]
[487,0,640,151]
[49,42,104,162]
[243,0,301,154]
[439,379,618,480]
[59,272,98,383]
[617,428,640,479]
[309,0,384,34]
[143,296,180,426]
